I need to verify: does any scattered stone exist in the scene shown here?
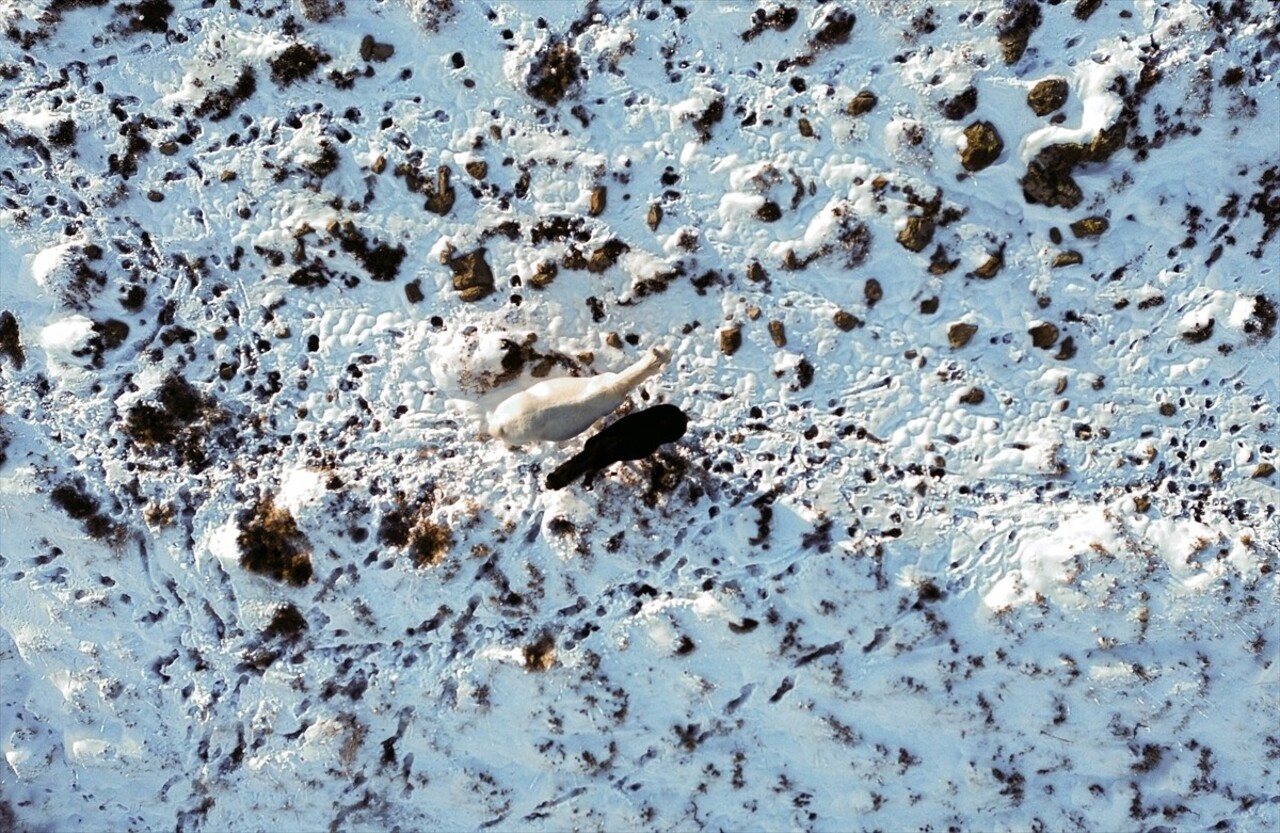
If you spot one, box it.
[797,117,815,138]
[646,202,663,231]
[464,160,488,180]
[359,34,395,62]
[1029,322,1060,349]
[833,310,862,331]
[524,632,556,671]
[768,320,787,347]
[741,5,798,42]
[972,248,1004,279]
[589,185,607,216]
[864,278,883,308]
[997,1,1042,65]
[529,261,558,289]
[691,96,725,142]
[527,38,582,106]
[897,214,936,252]
[1055,336,1078,361]
[1241,295,1276,343]
[795,358,815,389]
[1028,78,1069,116]
[747,261,768,284]
[1070,216,1109,238]
[848,90,878,116]
[1022,143,1085,208]
[1253,462,1276,479]
[586,239,629,273]
[959,387,985,405]
[948,322,978,348]
[449,248,495,302]
[404,280,424,303]
[0,311,24,369]
[424,165,456,215]
[1181,318,1215,344]
[928,245,960,274]
[810,7,856,51]
[960,121,1004,172]
[757,201,782,222]
[920,296,939,314]
[719,324,742,356]
[940,86,978,121]
[1074,0,1103,21]
[1053,250,1083,268]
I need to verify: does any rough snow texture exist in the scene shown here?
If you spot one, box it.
[1,1,1278,831]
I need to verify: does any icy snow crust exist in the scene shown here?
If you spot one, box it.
[1,1,1277,830]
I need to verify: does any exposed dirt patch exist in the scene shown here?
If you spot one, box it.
[237,496,313,586]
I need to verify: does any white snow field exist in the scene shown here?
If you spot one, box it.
[1,1,1277,830]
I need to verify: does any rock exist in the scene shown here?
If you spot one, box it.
[948,322,978,348]
[940,86,978,121]
[897,214,936,252]
[972,248,1004,279]
[424,165,456,215]
[1053,250,1083,268]
[959,387,985,405]
[1021,143,1086,208]
[1253,462,1276,479]
[1028,78,1069,116]
[757,201,782,222]
[360,35,395,62]
[1069,216,1109,238]
[719,325,742,356]
[741,5,799,42]
[0,310,25,369]
[1074,0,1103,21]
[586,239,629,273]
[464,160,488,180]
[1029,322,1060,349]
[833,310,862,331]
[589,186,607,217]
[811,7,855,50]
[747,261,768,283]
[847,90,878,116]
[864,278,883,308]
[768,320,787,348]
[528,261,558,289]
[960,121,1004,172]
[1181,318,1215,344]
[997,1,1042,65]
[449,249,495,302]
[647,202,662,231]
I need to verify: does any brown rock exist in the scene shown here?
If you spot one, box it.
[647,202,663,231]
[1028,78,1069,116]
[1069,216,1109,238]
[465,160,488,180]
[1053,250,1083,268]
[768,320,787,347]
[833,310,862,331]
[847,90,878,116]
[449,248,495,301]
[948,322,978,348]
[1029,322,1060,349]
[864,278,883,308]
[959,387,986,405]
[972,248,1004,279]
[897,214,936,252]
[589,185,607,217]
[960,121,1004,172]
[719,325,742,356]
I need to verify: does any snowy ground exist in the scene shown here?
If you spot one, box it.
[1,1,1278,830]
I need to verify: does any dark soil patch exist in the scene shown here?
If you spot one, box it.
[50,480,121,541]
[270,43,331,87]
[0,311,25,370]
[124,373,217,471]
[237,497,313,586]
[741,5,797,42]
[527,38,582,106]
[194,67,257,121]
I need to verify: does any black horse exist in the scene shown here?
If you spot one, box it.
[546,404,689,490]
